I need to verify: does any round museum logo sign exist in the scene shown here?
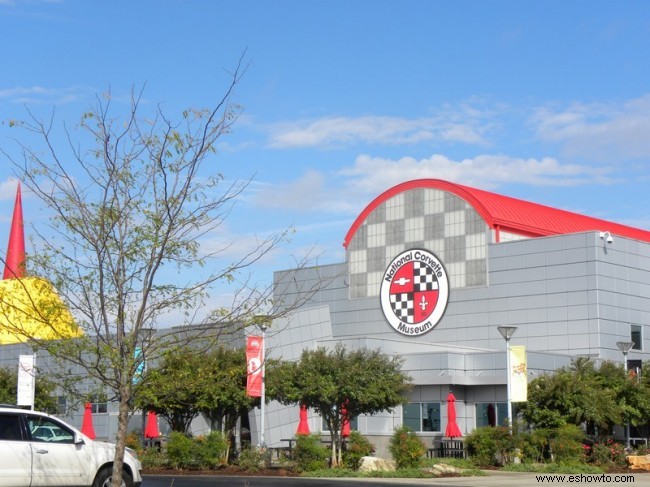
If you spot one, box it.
[380,249,449,336]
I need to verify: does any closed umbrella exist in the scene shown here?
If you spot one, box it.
[144,411,160,439]
[296,403,310,435]
[81,402,96,439]
[341,402,351,438]
[444,392,462,438]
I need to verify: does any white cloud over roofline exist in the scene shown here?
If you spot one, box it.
[530,94,650,161]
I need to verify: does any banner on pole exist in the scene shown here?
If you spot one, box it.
[17,354,35,407]
[510,345,528,402]
[246,336,263,397]
[133,346,144,384]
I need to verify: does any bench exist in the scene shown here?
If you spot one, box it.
[427,439,466,459]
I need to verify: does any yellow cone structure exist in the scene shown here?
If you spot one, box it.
[0,276,83,344]
[1,182,83,344]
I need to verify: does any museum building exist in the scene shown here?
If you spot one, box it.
[1,178,649,454]
[254,178,650,456]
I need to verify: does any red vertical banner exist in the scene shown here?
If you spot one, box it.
[246,336,263,397]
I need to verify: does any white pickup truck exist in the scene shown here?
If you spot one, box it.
[0,405,142,487]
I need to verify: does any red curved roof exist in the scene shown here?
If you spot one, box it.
[343,179,650,248]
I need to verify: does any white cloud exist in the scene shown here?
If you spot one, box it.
[339,153,617,196]
[266,113,490,149]
[0,85,88,105]
[250,170,327,211]
[530,94,650,161]
[247,152,617,219]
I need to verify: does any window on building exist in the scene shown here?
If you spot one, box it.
[402,402,441,432]
[631,325,642,351]
[321,415,358,432]
[56,396,67,415]
[476,402,508,428]
[91,398,107,414]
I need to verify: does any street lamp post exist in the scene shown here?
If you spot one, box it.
[139,327,155,446]
[497,326,518,429]
[258,321,269,448]
[616,340,634,449]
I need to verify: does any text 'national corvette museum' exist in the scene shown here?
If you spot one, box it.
[252,178,650,457]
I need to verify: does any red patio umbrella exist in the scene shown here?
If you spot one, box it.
[296,403,310,435]
[144,411,160,438]
[444,392,462,438]
[81,402,96,439]
[340,402,351,438]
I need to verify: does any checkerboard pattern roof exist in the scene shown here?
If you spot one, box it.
[344,179,650,247]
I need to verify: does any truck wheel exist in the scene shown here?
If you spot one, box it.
[92,466,133,487]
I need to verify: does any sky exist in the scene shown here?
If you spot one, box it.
[1,1,650,322]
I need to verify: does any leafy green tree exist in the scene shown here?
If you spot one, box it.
[521,359,618,432]
[0,366,58,412]
[135,348,204,433]
[520,357,650,438]
[135,346,257,436]
[267,344,411,467]
[597,360,650,432]
[195,346,259,435]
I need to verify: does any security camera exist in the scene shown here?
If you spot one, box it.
[599,231,613,244]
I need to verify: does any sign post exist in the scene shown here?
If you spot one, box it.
[17,354,35,409]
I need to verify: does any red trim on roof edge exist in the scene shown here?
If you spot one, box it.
[343,179,650,248]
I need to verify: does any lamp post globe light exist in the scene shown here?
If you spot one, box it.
[497,326,518,429]
[616,340,635,449]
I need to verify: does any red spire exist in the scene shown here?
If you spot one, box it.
[4,182,26,279]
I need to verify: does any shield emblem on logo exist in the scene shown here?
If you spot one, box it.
[380,249,449,336]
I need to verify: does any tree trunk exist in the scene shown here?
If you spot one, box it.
[111,386,131,487]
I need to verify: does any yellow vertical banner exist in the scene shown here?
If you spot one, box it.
[510,345,527,402]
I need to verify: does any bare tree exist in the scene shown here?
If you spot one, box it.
[1,57,321,486]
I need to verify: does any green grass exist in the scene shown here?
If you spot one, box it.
[299,459,486,479]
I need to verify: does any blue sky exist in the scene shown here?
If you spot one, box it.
[1,1,650,318]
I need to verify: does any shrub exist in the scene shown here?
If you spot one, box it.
[465,426,516,466]
[588,439,627,467]
[343,431,375,470]
[520,428,553,463]
[635,444,650,456]
[125,431,143,453]
[139,447,168,469]
[164,430,229,469]
[237,447,265,472]
[389,425,426,469]
[293,434,331,472]
[548,425,585,464]
[195,431,229,468]
[165,431,196,469]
